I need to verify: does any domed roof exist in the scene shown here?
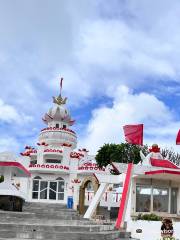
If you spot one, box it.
[47,104,71,122]
[42,96,75,126]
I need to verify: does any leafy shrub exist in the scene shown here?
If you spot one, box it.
[137,213,162,221]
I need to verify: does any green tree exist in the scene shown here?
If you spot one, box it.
[95,143,148,168]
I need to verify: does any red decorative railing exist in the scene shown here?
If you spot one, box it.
[41,127,76,135]
[29,164,69,170]
[78,166,105,171]
[44,149,63,153]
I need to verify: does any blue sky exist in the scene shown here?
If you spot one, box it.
[1,0,180,154]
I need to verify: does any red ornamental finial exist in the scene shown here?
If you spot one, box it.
[149,144,160,153]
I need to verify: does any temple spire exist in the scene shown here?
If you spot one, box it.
[52,77,67,105]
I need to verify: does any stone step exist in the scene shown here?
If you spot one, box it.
[0,230,129,240]
[0,211,78,216]
[0,211,82,221]
[0,219,96,225]
[0,223,114,232]
[23,203,67,209]
[0,202,133,240]
[0,237,135,240]
[0,215,82,221]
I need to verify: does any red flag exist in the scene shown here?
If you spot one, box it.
[60,77,63,89]
[176,129,180,145]
[123,124,143,145]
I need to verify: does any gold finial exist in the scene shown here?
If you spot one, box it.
[53,95,67,105]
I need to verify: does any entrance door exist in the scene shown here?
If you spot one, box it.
[32,176,65,201]
[49,181,57,200]
[40,181,48,199]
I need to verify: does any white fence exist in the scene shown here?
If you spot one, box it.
[84,191,121,208]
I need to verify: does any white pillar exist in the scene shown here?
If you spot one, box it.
[84,182,108,219]
[73,184,80,210]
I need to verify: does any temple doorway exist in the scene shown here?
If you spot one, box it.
[78,176,99,215]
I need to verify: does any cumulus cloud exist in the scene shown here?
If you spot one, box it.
[0,136,21,153]
[0,99,32,124]
[80,86,180,154]
[1,0,180,153]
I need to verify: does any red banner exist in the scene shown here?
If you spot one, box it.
[176,129,180,145]
[123,124,143,145]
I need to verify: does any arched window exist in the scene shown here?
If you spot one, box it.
[34,176,42,179]
[56,177,64,181]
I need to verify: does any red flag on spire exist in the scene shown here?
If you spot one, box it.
[60,77,63,95]
[176,129,180,145]
[60,77,63,89]
[123,124,143,145]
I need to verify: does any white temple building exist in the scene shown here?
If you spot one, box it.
[0,90,121,216]
[1,86,180,239]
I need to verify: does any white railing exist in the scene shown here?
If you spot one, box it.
[84,191,122,207]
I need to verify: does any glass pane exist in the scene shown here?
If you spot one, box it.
[49,189,56,200]
[33,180,39,191]
[58,181,64,192]
[136,185,151,212]
[49,182,57,191]
[153,188,169,212]
[86,182,93,191]
[40,189,47,199]
[58,193,64,200]
[40,181,48,190]
[171,188,178,214]
[46,159,62,164]
[32,192,38,199]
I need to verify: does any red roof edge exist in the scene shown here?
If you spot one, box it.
[145,169,180,176]
[0,161,31,177]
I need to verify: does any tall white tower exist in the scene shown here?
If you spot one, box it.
[37,91,77,166]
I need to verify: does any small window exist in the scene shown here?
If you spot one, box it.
[30,160,37,165]
[46,159,62,164]
[63,124,66,129]
[56,124,59,128]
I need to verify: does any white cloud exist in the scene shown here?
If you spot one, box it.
[0,99,32,124]
[75,18,176,83]
[0,136,20,153]
[80,86,180,154]
[1,0,180,154]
